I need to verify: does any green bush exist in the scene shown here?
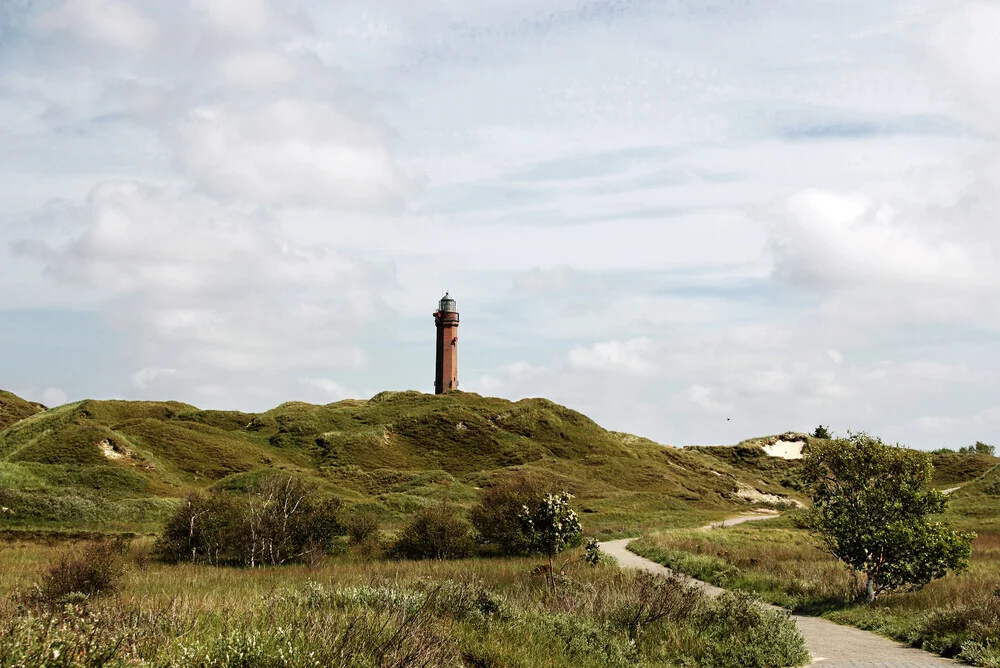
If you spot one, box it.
[686,591,809,667]
[470,474,546,555]
[391,503,475,560]
[155,477,344,566]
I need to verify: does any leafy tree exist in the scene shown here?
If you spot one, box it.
[470,475,546,555]
[959,441,996,456]
[802,432,975,602]
[811,425,832,439]
[521,492,583,592]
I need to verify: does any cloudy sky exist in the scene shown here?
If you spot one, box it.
[2,0,999,449]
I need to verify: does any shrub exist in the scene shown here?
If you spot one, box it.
[345,509,381,544]
[687,590,809,667]
[392,503,475,560]
[155,477,345,566]
[603,571,701,640]
[37,539,129,604]
[470,475,546,555]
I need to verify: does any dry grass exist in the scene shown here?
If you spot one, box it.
[0,538,809,667]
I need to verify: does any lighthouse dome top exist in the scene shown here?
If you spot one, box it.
[438,293,457,312]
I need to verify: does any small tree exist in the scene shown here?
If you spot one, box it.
[520,492,582,593]
[802,432,975,602]
[811,425,832,439]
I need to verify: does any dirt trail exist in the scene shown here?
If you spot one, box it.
[599,520,958,667]
[703,513,781,529]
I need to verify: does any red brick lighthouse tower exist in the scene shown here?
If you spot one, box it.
[434,293,459,394]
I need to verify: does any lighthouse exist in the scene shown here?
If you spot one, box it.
[433,293,459,394]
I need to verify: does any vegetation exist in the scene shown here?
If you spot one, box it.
[802,433,974,601]
[4,388,998,665]
[391,503,476,560]
[470,474,546,555]
[155,476,343,566]
[811,425,832,439]
[629,450,1000,666]
[31,538,129,605]
[521,492,583,591]
[630,515,1000,666]
[0,391,45,431]
[960,442,996,457]
[0,540,808,668]
[345,510,381,545]
[0,390,812,535]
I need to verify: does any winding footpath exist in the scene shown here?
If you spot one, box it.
[599,516,958,668]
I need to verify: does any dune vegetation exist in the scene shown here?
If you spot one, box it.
[2,389,997,666]
[629,461,1000,667]
[0,390,809,536]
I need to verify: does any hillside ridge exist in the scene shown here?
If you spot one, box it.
[2,389,994,535]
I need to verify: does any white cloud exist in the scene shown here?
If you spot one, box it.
[131,367,177,389]
[299,377,355,400]
[568,338,656,376]
[37,0,158,50]
[190,0,272,37]
[219,50,297,87]
[687,385,732,413]
[176,101,411,208]
[40,387,69,407]
[768,189,993,290]
[14,182,387,404]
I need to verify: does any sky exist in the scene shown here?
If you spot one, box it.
[2,0,999,449]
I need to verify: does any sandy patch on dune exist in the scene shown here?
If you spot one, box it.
[762,439,805,460]
[735,483,804,508]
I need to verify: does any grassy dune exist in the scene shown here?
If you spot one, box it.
[0,390,808,536]
[0,391,45,431]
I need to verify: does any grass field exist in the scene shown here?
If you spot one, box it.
[629,476,1000,667]
[0,538,810,667]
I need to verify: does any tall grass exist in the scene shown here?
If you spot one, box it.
[0,540,808,667]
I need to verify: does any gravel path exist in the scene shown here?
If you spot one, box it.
[599,533,958,667]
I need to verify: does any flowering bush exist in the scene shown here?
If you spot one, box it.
[521,492,583,591]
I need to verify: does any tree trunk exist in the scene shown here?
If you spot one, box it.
[866,574,876,603]
[549,552,556,595]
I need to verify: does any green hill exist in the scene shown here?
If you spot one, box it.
[3,389,993,537]
[0,389,814,535]
[0,390,45,430]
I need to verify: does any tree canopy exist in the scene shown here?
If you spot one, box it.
[802,432,975,602]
